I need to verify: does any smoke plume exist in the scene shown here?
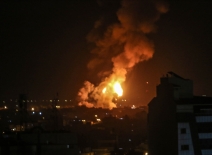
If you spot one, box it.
[78,0,168,109]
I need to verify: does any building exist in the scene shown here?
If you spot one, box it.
[148,72,212,155]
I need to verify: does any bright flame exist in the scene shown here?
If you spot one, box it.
[113,82,123,97]
[102,87,107,94]
[102,82,123,97]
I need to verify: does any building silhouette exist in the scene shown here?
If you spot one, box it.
[148,72,212,155]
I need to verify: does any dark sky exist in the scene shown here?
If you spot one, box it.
[1,1,212,105]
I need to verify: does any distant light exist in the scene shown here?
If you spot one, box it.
[67,145,69,148]
[39,112,42,115]
[70,100,72,102]
[120,118,123,120]
[95,115,97,117]
[56,106,60,109]
[31,107,34,111]
[131,105,136,109]
[146,82,149,84]
[129,139,131,141]
[4,106,7,109]
[43,117,45,119]
[75,116,77,118]
[50,100,52,102]
[97,118,101,122]
[145,153,148,155]
[31,100,33,102]
[65,100,67,102]
[16,105,18,107]
[16,109,18,112]
[32,112,35,114]
[3,101,5,103]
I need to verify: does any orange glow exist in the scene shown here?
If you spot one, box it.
[113,82,123,97]
[102,87,107,94]
[102,81,123,97]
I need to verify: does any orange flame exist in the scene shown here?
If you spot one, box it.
[102,81,123,97]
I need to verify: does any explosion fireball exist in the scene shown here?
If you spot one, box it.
[77,0,168,109]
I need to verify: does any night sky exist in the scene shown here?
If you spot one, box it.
[1,0,212,105]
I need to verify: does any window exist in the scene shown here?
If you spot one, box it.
[181,145,189,150]
[181,128,186,134]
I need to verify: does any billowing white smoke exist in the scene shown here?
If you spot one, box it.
[77,0,168,109]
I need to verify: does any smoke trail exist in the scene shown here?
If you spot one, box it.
[78,0,168,109]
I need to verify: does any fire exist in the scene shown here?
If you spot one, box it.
[102,81,123,97]
[102,87,107,94]
[113,82,123,97]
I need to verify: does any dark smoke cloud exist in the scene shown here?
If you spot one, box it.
[87,0,168,73]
